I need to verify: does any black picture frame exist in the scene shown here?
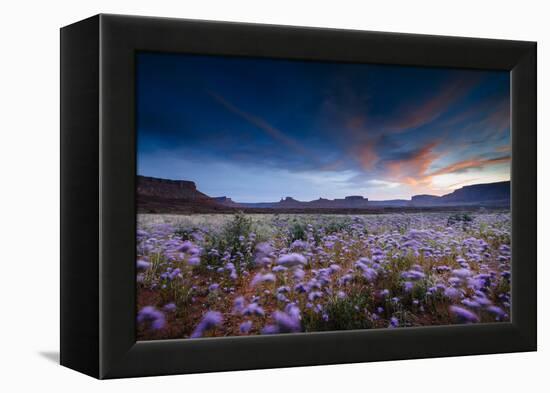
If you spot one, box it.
[60,14,537,379]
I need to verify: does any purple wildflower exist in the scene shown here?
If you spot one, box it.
[461,299,481,308]
[137,306,166,330]
[403,281,414,292]
[276,253,307,268]
[250,273,276,287]
[452,268,471,279]
[486,305,507,319]
[444,287,462,300]
[177,241,194,253]
[338,273,353,285]
[243,303,265,317]
[290,240,308,250]
[190,311,223,338]
[361,267,378,282]
[308,291,323,301]
[379,289,390,297]
[276,293,289,302]
[136,259,151,271]
[239,320,253,334]
[272,265,288,273]
[262,309,302,334]
[435,265,451,273]
[449,306,479,323]
[261,325,280,334]
[401,270,426,280]
[294,269,305,280]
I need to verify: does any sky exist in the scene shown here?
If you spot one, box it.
[137,52,510,202]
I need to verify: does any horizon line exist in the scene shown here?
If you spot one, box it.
[137,174,510,203]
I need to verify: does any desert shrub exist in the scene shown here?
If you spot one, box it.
[222,211,253,248]
[289,221,307,242]
[302,289,374,332]
[174,226,199,241]
[200,233,225,270]
[220,212,256,273]
[324,217,352,235]
[447,213,474,227]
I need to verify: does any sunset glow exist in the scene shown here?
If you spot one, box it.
[137,53,510,202]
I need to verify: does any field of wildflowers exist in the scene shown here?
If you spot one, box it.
[136,211,511,340]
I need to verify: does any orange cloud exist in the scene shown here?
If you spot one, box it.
[381,142,509,192]
[494,145,511,153]
[429,155,510,178]
[354,142,379,170]
[385,141,442,186]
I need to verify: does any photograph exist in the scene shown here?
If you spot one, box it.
[0,0,543,388]
[135,52,512,340]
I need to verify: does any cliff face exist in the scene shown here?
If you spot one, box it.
[137,176,211,200]
[411,194,443,204]
[137,175,510,214]
[411,181,510,206]
[212,196,241,207]
[137,176,234,213]
[442,181,510,203]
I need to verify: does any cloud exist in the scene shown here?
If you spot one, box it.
[319,159,347,171]
[442,96,510,150]
[367,179,401,188]
[484,100,510,134]
[207,91,312,158]
[384,141,442,186]
[387,75,480,132]
[206,89,508,196]
[445,178,481,190]
[494,144,511,153]
[138,53,510,201]
[373,138,509,191]
[207,91,355,174]
[429,155,510,177]
[353,141,379,170]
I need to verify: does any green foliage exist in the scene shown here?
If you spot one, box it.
[174,226,197,241]
[302,289,374,332]
[155,261,195,310]
[220,212,254,272]
[289,221,307,242]
[222,211,252,247]
[447,213,474,230]
[324,217,353,235]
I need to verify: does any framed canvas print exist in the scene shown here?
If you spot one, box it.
[60,14,536,379]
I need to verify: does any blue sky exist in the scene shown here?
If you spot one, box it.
[137,52,510,202]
